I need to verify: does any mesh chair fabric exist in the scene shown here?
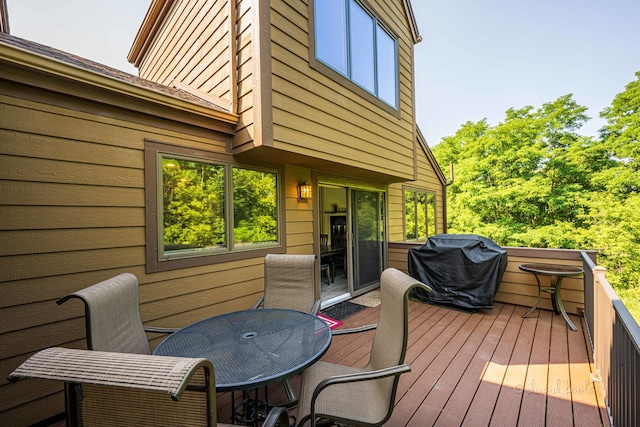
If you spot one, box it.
[8,347,235,427]
[57,273,151,354]
[296,268,431,427]
[263,254,318,314]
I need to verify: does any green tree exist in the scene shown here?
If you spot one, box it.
[163,159,225,248]
[596,71,640,195]
[435,95,592,241]
[432,78,640,321]
[233,168,278,244]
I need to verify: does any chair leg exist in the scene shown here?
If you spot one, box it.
[321,265,332,285]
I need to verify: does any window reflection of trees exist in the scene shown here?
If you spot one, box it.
[404,189,436,241]
[161,157,278,256]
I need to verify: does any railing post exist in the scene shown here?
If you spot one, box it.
[589,262,640,427]
[582,253,596,352]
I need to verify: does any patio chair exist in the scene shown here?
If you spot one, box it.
[253,254,320,315]
[8,347,290,427]
[320,234,333,285]
[295,268,431,427]
[252,253,320,405]
[330,233,347,278]
[57,273,177,354]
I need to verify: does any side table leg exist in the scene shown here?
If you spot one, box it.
[549,276,560,314]
[554,278,577,331]
[522,274,542,318]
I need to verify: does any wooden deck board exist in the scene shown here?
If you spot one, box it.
[435,304,514,427]
[43,300,611,427]
[517,309,552,427]
[212,300,609,426]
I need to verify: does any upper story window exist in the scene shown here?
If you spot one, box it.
[404,188,436,241]
[313,0,399,110]
[145,141,282,272]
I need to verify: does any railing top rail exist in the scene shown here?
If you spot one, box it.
[612,299,640,350]
[583,250,640,347]
[580,251,597,270]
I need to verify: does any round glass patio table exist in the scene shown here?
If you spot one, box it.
[519,262,584,331]
[153,308,332,392]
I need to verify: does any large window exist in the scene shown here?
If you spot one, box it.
[146,144,281,272]
[404,189,436,241]
[160,154,279,260]
[314,0,398,109]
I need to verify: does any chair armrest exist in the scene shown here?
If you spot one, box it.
[251,297,264,310]
[144,326,179,334]
[311,300,321,315]
[315,364,410,392]
[262,406,291,427]
[310,364,411,418]
[8,347,213,401]
[331,323,377,335]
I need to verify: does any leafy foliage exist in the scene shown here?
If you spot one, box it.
[432,72,640,321]
[162,159,278,253]
[163,159,225,248]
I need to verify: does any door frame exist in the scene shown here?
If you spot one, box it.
[315,178,387,306]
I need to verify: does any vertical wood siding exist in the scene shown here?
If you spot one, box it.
[233,0,257,149]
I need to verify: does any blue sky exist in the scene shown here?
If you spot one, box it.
[7,0,640,146]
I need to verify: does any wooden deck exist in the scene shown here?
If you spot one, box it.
[216,300,610,426]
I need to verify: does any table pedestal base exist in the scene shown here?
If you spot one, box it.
[521,273,577,331]
[232,390,269,425]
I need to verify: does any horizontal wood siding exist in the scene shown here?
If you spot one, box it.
[270,0,417,180]
[137,0,233,109]
[388,142,446,242]
[0,88,264,425]
[284,165,315,255]
[388,243,590,316]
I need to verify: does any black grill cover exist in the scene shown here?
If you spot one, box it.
[408,234,507,310]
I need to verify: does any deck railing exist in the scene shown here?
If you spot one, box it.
[582,251,640,427]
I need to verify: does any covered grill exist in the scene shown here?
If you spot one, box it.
[408,234,507,310]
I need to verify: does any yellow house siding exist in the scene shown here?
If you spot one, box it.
[284,165,315,255]
[233,0,261,151]
[137,0,234,110]
[269,0,417,180]
[387,137,447,242]
[132,0,419,179]
[0,86,260,425]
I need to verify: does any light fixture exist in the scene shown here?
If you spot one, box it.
[298,182,312,201]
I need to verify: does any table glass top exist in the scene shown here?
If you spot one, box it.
[519,262,584,275]
[153,309,332,391]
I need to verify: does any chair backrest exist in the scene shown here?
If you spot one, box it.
[9,347,216,427]
[263,254,319,314]
[367,269,431,411]
[320,234,329,249]
[57,273,151,354]
[331,233,347,248]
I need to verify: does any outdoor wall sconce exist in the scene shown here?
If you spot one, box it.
[298,182,312,201]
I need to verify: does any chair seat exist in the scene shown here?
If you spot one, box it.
[293,268,430,427]
[298,361,389,425]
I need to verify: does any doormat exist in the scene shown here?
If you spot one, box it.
[316,313,343,329]
[320,301,367,322]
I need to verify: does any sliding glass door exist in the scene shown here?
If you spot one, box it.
[351,189,384,294]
